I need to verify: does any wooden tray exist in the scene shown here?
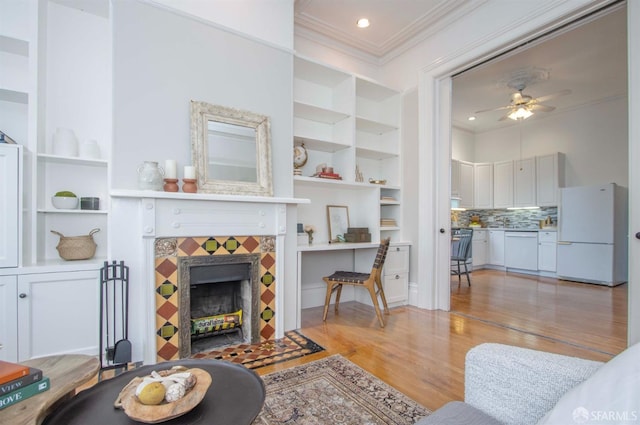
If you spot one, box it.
[114,368,212,424]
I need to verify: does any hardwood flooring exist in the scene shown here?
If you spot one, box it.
[255,269,628,411]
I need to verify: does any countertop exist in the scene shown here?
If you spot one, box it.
[466,227,557,232]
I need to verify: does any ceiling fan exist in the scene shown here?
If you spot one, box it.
[475,84,571,121]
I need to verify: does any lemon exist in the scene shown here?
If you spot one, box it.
[137,382,166,405]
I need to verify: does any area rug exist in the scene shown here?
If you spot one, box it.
[253,354,430,424]
[191,330,324,370]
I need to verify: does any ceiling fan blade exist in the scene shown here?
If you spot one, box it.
[474,105,512,114]
[498,113,511,121]
[534,89,571,103]
[529,104,555,112]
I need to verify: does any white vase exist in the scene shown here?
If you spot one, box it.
[137,161,165,190]
[79,139,101,159]
[52,128,79,157]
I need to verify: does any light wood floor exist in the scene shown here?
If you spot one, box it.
[256,269,628,411]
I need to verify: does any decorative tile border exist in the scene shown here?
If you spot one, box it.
[154,235,276,362]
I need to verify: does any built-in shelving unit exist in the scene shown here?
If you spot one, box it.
[293,55,403,244]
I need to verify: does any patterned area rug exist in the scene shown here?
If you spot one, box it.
[191,330,324,370]
[253,355,430,424]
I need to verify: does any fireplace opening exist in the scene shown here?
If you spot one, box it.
[178,254,261,358]
[189,263,248,353]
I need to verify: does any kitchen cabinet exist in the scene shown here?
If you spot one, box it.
[538,231,557,272]
[488,230,505,266]
[493,160,514,208]
[451,159,460,197]
[471,229,487,267]
[382,244,409,305]
[536,153,563,206]
[514,158,536,207]
[504,231,538,270]
[0,145,21,268]
[473,163,493,208]
[0,276,18,362]
[458,160,474,209]
[17,270,100,361]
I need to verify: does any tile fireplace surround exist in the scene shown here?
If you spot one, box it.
[154,235,276,362]
[110,190,306,365]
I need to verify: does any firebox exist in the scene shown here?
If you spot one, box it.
[178,253,261,358]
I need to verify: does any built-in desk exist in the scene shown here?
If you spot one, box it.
[297,241,410,318]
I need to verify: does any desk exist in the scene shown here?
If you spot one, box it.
[0,355,100,425]
[42,359,265,425]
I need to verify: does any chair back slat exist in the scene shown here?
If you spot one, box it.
[452,229,473,260]
[373,237,391,270]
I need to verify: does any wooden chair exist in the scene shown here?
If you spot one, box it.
[451,228,473,286]
[322,238,391,327]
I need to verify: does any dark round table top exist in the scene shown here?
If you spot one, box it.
[42,359,265,425]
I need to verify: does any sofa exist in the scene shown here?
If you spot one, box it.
[416,342,640,425]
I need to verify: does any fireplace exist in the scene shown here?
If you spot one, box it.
[177,253,261,358]
[154,235,277,362]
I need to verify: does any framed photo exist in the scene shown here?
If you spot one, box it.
[327,205,349,241]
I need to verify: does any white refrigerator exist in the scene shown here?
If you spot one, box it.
[557,183,628,286]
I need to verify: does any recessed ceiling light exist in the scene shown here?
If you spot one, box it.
[468,116,476,121]
[356,18,370,28]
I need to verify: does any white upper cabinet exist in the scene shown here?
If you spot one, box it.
[536,153,563,206]
[493,160,514,208]
[513,158,536,207]
[458,160,474,209]
[451,159,460,198]
[473,162,493,209]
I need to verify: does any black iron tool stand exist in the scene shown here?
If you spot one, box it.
[99,260,131,379]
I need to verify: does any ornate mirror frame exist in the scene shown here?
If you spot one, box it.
[190,100,273,196]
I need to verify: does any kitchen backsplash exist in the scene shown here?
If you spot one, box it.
[451,207,558,229]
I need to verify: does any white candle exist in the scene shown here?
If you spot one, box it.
[184,165,196,179]
[164,160,177,179]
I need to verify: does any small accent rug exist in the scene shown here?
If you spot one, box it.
[191,330,324,370]
[253,354,430,424]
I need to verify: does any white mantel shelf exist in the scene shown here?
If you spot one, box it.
[110,189,309,204]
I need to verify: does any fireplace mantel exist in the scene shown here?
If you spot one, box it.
[109,189,307,365]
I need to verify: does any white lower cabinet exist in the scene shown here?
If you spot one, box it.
[471,230,487,267]
[0,275,18,362]
[382,244,409,305]
[488,230,505,266]
[538,231,558,272]
[17,270,100,361]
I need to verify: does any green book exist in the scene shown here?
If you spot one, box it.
[0,377,50,410]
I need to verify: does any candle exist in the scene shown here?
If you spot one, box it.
[184,165,196,179]
[164,160,177,179]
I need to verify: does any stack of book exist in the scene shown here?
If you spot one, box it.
[380,218,397,227]
[314,171,343,180]
[0,360,50,410]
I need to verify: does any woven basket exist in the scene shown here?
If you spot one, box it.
[51,228,100,260]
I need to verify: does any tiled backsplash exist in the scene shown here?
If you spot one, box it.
[451,207,558,229]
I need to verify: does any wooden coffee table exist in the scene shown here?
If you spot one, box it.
[41,359,266,425]
[0,354,100,425]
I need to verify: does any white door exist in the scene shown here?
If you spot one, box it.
[560,184,615,244]
[0,276,18,361]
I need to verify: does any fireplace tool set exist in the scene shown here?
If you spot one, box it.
[99,260,131,379]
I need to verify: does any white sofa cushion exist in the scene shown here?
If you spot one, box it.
[537,342,640,425]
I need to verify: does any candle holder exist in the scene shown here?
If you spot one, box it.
[182,178,197,193]
[163,178,179,192]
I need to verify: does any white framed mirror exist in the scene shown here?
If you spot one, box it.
[190,101,273,196]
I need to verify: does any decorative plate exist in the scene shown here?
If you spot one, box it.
[114,368,212,424]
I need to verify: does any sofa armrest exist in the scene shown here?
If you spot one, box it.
[464,343,603,425]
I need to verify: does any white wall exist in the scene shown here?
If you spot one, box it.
[111,0,293,198]
[472,96,628,188]
[451,127,475,162]
[149,0,294,50]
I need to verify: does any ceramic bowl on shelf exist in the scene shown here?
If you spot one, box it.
[51,196,79,209]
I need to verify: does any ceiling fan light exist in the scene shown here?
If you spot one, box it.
[508,107,533,121]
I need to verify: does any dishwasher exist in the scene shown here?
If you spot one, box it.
[504,231,538,270]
